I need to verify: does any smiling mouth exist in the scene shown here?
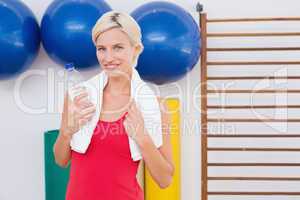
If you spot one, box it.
[105,64,119,70]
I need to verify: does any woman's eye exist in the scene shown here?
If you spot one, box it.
[97,48,105,51]
[114,46,123,50]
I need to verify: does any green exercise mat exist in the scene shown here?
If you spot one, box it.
[44,130,70,200]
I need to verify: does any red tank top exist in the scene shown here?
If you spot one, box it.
[66,112,144,200]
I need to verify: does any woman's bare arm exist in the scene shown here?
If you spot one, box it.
[136,97,174,188]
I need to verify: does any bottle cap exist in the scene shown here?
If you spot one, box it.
[65,63,75,70]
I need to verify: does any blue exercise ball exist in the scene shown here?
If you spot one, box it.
[41,0,111,69]
[131,1,201,84]
[0,0,40,80]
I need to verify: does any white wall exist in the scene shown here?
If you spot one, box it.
[1,0,300,200]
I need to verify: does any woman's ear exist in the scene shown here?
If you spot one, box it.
[134,45,144,58]
[132,45,140,60]
[135,45,142,54]
[131,44,144,67]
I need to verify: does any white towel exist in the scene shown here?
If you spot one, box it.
[68,68,163,161]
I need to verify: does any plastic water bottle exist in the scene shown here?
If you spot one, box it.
[64,63,98,153]
[65,63,85,100]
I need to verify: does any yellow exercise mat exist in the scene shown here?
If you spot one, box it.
[145,98,181,200]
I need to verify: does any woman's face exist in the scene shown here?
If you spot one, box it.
[95,28,138,78]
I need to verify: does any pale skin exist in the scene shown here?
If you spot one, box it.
[53,27,174,188]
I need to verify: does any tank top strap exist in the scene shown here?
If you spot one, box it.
[120,111,128,120]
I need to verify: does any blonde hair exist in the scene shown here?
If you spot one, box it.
[92,11,144,68]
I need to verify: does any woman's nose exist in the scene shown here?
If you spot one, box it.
[103,50,114,62]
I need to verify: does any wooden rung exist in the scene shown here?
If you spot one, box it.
[207,17,300,23]
[207,76,300,80]
[207,61,300,65]
[207,47,300,51]
[207,147,300,152]
[208,191,300,195]
[207,118,300,122]
[207,32,300,37]
[207,134,300,138]
[207,105,300,109]
[208,163,300,166]
[208,176,300,181]
[207,89,300,93]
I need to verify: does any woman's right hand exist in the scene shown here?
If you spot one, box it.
[60,87,96,139]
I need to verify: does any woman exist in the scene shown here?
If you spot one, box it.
[53,11,174,200]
